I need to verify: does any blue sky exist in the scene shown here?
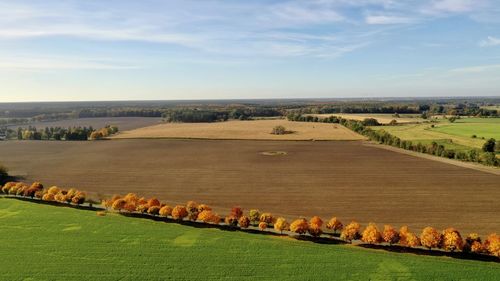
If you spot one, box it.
[1,0,500,101]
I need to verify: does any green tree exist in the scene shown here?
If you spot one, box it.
[0,163,8,183]
[482,138,496,152]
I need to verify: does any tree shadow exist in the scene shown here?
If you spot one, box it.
[359,244,499,263]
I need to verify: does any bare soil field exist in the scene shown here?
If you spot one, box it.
[8,117,162,131]
[112,119,364,140]
[0,139,498,235]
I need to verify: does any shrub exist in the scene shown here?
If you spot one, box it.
[442,228,463,252]
[238,216,250,228]
[274,217,289,234]
[361,223,381,244]
[382,225,399,245]
[482,138,496,152]
[271,125,287,135]
[172,205,188,220]
[341,221,361,242]
[258,222,268,231]
[159,205,173,217]
[290,218,309,235]
[326,217,343,234]
[420,227,442,250]
[96,211,106,216]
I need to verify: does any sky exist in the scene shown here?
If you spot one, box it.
[1,0,500,102]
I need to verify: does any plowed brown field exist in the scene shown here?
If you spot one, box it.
[0,139,498,235]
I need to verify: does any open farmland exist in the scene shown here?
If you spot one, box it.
[374,118,500,150]
[2,199,498,281]
[112,119,364,140]
[0,139,498,235]
[7,117,162,131]
[308,113,426,124]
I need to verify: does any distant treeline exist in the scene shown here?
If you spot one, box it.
[288,115,500,167]
[15,125,118,141]
[162,107,283,123]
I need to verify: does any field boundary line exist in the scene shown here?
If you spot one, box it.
[363,141,500,176]
[108,137,365,142]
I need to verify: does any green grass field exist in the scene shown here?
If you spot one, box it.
[1,199,499,280]
[372,117,500,150]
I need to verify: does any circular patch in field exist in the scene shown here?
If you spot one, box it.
[260,151,287,156]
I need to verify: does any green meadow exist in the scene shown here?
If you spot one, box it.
[1,198,499,281]
[374,117,500,150]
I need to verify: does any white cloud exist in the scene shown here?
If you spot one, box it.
[365,15,415,25]
[479,36,500,47]
[429,0,476,13]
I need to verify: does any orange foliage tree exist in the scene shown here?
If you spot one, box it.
[308,216,323,237]
[406,232,421,247]
[274,217,289,234]
[485,233,500,257]
[224,215,238,226]
[340,221,361,243]
[238,216,250,228]
[290,218,309,235]
[159,205,173,217]
[442,228,463,252]
[258,222,268,231]
[147,198,161,207]
[326,217,343,234]
[464,233,484,254]
[112,199,126,211]
[148,206,161,216]
[171,205,188,220]
[198,210,220,224]
[382,225,399,245]
[361,223,381,244]
[197,204,211,212]
[420,227,442,250]
[230,206,243,219]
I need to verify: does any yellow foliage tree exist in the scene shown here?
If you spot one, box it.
[171,205,188,220]
[442,228,463,252]
[326,217,343,234]
[112,199,126,211]
[340,221,361,243]
[420,227,442,250]
[361,223,381,244]
[274,217,289,234]
[136,204,148,213]
[249,209,260,223]
[47,186,60,195]
[485,233,500,257]
[406,232,421,248]
[290,218,309,235]
[42,193,55,201]
[259,213,274,224]
[159,205,173,217]
[198,210,220,224]
[382,225,399,245]
[186,201,199,213]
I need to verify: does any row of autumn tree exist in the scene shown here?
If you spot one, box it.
[1,183,498,258]
[1,182,86,205]
[103,192,500,258]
